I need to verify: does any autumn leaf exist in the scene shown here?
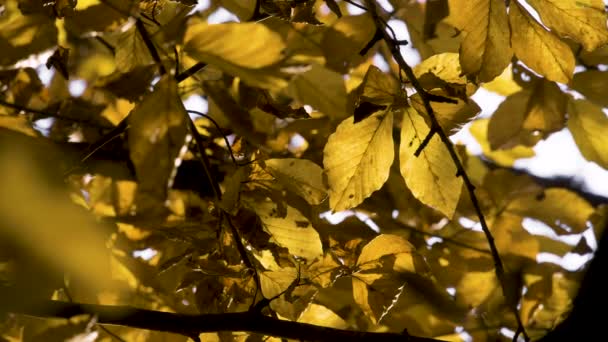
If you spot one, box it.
[286,64,349,121]
[352,234,426,324]
[488,80,567,149]
[470,119,536,166]
[128,76,188,212]
[527,0,608,52]
[509,1,575,84]
[264,158,327,205]
[400,107,462,218]
[572,70,608,107]
[447,0,512,82]
[323,108,394,212]
[114,24,155,73]
[567,99,608,169]
[249,200,323,261]
[260,268,298,299]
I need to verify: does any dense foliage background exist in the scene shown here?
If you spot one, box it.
[1,0,608,341]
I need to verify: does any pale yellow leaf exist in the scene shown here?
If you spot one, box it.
[507,188,594,234]
[572,70,608,107]
[447,0,512,82]
[286,64,349,121]
[184,20,287,69]
[323,109,394,212]
[509,2,575,84]
[527,0,608,51]
[357,65,400,105]
[128,76,188,212]
[414,53,477,97]
[260,268,298,299]
[399,107,462,218]
[357,234,415,266]
[469,119,535,166]
[483,65,523,96]
[264,158,327,205]
[298,304,348,329]
[410,92,481,134]
[250,201,323,260]
[567,99,608,169]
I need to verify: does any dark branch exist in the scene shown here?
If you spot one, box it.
[135,19,167,76]
[176,62,207,83]
[0,298,443,342]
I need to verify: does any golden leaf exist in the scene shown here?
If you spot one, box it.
[323,109,394,212]
[469,119,535,166]
[250,200,323,261]
[527,0,608,51]
[447,0,512,82]
[114,24,155,73]
[572,70,608,107]
[286,64,349,121]
[509,2,575,84]
[264,158,327,205]
[400,107,462,218]
[567,99,608,169]
[260,268,298,299]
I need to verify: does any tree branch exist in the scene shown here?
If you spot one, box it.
[361,1,529,340]
[0,298,444,342]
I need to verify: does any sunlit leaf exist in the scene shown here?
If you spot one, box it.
[470,119,536,166]
[353,234,425,324]
[184,20,287,69]
[260,268,298,299]
[249,200,323,261]
[323,108,394,212]
[298,303,348,329]
[400,107,462,218]
[507,188,594,234]
[114,24,155,73]
[447,0,512,82]
[527,0,608,51]
[567,99,608,169]
[264,158,327,205]
[509,2,575,83]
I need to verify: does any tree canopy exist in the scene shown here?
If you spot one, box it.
[1,0,608,341]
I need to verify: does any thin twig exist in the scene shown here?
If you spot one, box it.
[186,110,240,166]
[176,62,208,83]
[362,1,528,340]
[135,19,167,76]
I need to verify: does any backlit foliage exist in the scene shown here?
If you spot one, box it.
[1,0,608,341]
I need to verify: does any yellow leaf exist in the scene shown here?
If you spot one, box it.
[447,0,512,82]
[0,116,38,136]
[507,188,594,234]
[128,76,188,212]
[527,0,608,51]
[305,253,341,288]
[399,107,462,218]
[250,200,323,261]
[353,234,425,324]
[414,53,478,97]
[572,70,608,107]
[567,99,608,169]
[357,65,401,105]
[260,268,298,299]
[488,80,566,149]
[264,158,327,205]
[286,64,349,121]
[323,109,394,212]
[114,24,155,73]
[483,65,523,96]
[357,234,415,266]
[321,14,376,73]
[298,304,348,329]
[509,2,575,84]
[184,20,287,69]
[470,119,535,166]
[456,270,498,307]
[410,92,481,134]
